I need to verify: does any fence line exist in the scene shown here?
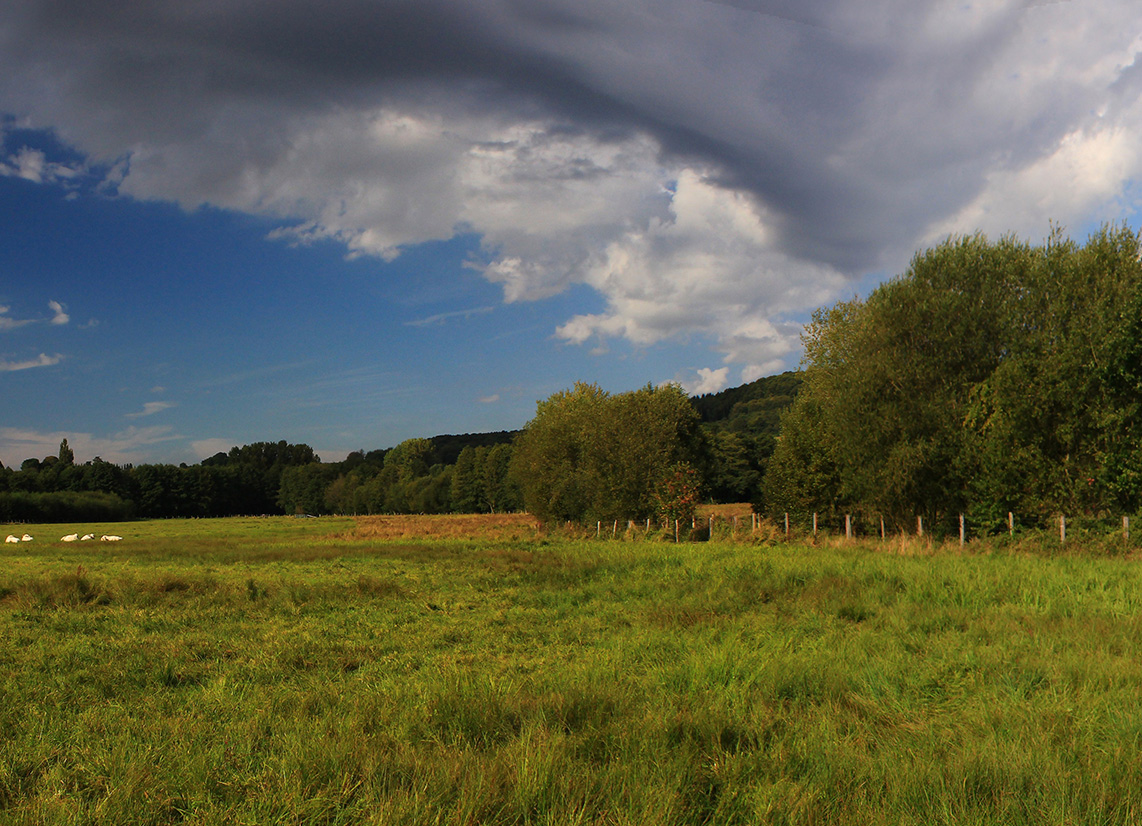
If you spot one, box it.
[558,509,1141,547]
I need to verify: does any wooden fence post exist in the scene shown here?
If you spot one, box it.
[1060,514,1066,545]
[959,513,965,546]
[1008,511,1014,537]
[784,512,790,540]
[917,515,923,537]
[880,516,885,540]
[845,514,852,540]
[813,513,818,536]
[1125,515,1130,543]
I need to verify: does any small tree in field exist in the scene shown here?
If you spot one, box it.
[653,462,701,527]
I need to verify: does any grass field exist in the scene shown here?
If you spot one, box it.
[4,516,1142,824]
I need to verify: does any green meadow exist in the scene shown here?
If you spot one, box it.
[4,517,1142,824]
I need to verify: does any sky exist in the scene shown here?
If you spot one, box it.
[1,0,1141,467]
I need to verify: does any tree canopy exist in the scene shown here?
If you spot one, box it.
[510,382,704,523]
[763,224,1142,532]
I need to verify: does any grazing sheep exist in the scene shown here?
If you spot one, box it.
[61,534,79,542]
[21,534,32,542]
[100,535,123,542]
[4,535,18,543]
[81,534,95,541]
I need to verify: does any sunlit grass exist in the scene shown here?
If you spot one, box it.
[4,517,1142,823]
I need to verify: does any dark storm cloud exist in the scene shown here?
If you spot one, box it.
[1,0,1139,377]
[0,0,928,268]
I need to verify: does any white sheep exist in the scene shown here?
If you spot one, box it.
[81,534,95,541]
[4,535,18,543]
[61,533,79,542]
[21,534,32,542]
[100,535,123,542]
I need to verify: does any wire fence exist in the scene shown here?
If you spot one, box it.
[553,510,1142,552]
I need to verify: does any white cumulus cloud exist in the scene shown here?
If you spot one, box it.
[0,305,33,331]
[191,438,237,460]
[554,171,843,378]
[0,145,82,184]
[48,300,69,325]
[677,367,730,396]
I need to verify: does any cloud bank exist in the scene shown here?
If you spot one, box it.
[0,425,177,467]
[2,0,1141,382]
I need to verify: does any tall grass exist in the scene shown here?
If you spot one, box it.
[4,518,1142,823]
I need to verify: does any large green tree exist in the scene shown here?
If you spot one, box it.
[510,382,704,523]
[57,439,74,467]
[764,225,1142,531]
[481,443,521,513]
[450,446,486,513]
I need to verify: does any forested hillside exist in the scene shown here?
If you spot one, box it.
[691,371,801,425]
[693,371,801,504]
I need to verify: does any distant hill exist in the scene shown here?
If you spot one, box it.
[430,431,517,466]
[690,370,802,430]
[425,373,803,461]
[690,371,803,505]
[425,373,803,465]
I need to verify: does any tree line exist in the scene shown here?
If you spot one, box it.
[762,224,1142,536]
[276,439,522,517]
[0,441,321,522]
[0,437,520,522]
[0,374,801,523]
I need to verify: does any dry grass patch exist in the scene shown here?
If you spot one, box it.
[349,513,540,541]
[348,508,758,543]
[697,503,754,521]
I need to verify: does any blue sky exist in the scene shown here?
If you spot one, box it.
[1,1,1140,466]
[0,149,705,465]
[0,127,722,465]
